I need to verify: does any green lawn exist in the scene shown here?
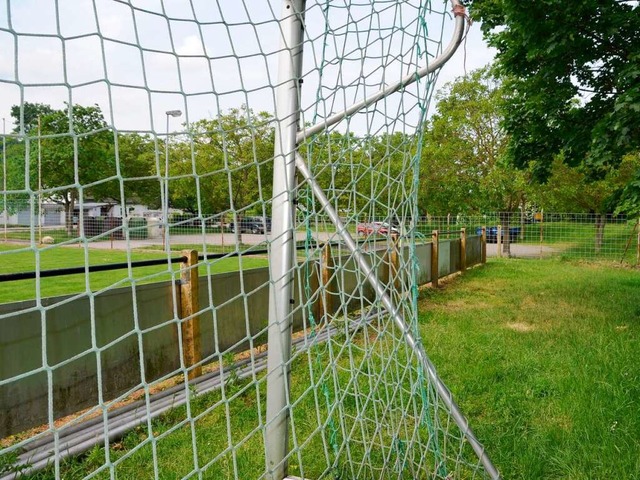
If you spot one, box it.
[0,244,268,304]
[420,258,640,478]
[5,257,640,479]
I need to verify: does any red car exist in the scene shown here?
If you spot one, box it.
[356,222,399,235]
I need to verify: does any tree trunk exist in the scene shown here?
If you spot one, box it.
[595,213,605,255]
[499,211,512,257]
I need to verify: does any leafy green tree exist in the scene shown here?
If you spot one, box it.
[420,67,531,254]
[466,0,640,176]
[116,133,162,209]
[1,138,31,211]
[172,106,274,217]
[534,154,640,252]
[10,102,54,135]
[34,104,116,234]
[467,0,640,248]
[615,153,640,217]
[420,68,510,214]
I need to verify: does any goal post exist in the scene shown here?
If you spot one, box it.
[265,1,307,478]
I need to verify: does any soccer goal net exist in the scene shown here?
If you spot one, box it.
[0,1,498,479]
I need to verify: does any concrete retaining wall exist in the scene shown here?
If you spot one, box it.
[0,237,481,436]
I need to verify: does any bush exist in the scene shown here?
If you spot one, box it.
[128,217,148,239]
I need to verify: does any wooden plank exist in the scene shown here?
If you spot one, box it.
[180,249,202,380]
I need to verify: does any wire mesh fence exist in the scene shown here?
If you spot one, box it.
[417,213,640,265]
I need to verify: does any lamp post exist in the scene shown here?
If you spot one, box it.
[164,109,182,253]
[2,118,6,242]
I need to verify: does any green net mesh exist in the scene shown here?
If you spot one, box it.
[0,1,495,479]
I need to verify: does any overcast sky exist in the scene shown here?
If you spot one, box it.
[0,0,494,137]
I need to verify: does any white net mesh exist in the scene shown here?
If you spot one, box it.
[0,1,496,479]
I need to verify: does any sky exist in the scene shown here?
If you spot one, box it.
[0,0,494,137]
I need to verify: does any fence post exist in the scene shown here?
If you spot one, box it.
[496,225,502,258]
[460,227,467,271]
[180,249,202,380]
[539,210,544,259]
[637,219,640,267]
[481,226,487,264]
[391,233,400,288]
[317,242,334,320]
[431,230,439,288]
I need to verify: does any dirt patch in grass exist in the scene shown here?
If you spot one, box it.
[505,322,536,332]
[434,298,495,312]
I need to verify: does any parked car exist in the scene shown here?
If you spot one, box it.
[476,226,521,243]
[356,221,399,236]
[229,216,271,234]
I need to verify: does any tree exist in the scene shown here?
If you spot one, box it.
[28,104,116,234]
[466,0,640,176]
[420,68,530,254]
[171,106,274,217]
[116,133,162,209]
[533,154,640,252]
[420,68,511,214]
[10,103,54,135]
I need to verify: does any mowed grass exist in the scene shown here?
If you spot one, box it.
[419,258,640,479]
[0,244,268,304]
[5,257,640,479]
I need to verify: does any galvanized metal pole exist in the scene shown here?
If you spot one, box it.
[294,153,500,480]
[265,1,305,479]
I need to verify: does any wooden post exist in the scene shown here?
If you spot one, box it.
[390,233,400,289]
[481,226,487,264]
[180,249,202,380]
[460,227,467,271]
[636,220,640,267]
[431,230,439,288]
[496,225,502,258]
[317,242,334,320]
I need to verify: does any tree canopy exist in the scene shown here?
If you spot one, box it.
[466,0,640,180]
[419,68,528,216]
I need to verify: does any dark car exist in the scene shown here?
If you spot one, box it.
[229,216,271,234]
[476,226,521,243]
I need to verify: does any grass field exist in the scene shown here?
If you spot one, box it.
[0,244,268,304]
[7,257,638,479]
[419,258,640,478]
[417,218,639,264]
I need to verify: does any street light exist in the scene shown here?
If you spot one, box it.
[2,118,6,242]
[164,109,182,253]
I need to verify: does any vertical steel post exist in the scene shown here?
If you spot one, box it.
[265,1,305,478]
[294,152,501,480]
[3,118,8,242]
[481,226,487,264]
[460,227,467,271]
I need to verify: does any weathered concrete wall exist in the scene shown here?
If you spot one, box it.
[0,237,481,436]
